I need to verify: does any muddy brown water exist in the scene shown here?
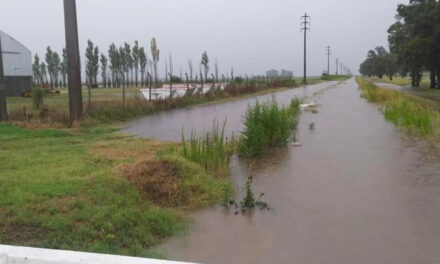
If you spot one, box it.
[124,78,440,264]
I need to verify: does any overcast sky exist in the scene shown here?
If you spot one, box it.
[0,0,405,77]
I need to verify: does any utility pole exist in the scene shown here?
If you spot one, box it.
[335,58,339,76]
[301,13,310,84]
[63,0,83,121]
[326,45,331,76]
[340,63,343,76]
[0,39,7,121]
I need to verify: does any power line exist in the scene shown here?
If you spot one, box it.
[301,13,310,84]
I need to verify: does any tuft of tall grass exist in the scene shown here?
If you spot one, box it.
[181,120,235,177]
[239,97,301,157]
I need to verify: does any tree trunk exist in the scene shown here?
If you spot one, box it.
[135,68,139,87]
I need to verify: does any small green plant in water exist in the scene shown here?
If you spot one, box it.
[239,176,269,213]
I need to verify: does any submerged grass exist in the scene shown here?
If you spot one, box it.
[239,97,301,157]
[357,77,440,138]
[0,123,230,256]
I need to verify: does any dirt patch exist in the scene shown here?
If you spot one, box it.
[2,224,48,246]
[121,160,181,207]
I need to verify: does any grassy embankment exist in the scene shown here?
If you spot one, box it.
[356,77,440,142]
[370,75,440,107]
[0,78,318,256]
[0,123,232,257]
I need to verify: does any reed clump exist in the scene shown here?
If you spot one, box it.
[181,120,235,177]
[238,97,301,158]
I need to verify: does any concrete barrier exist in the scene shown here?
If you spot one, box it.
[0,245,197,264]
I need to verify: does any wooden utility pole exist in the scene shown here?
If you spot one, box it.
[64,0,83,121]
[326,46,331,75]
[301,13,310,84]
[0,39,8,121]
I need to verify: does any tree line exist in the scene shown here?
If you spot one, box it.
[32,38,216,89]
[360,0,440,88]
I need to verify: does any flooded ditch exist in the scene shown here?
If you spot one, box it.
[125,79,440,264]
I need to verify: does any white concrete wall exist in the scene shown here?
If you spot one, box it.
[0,245,197,264]
[0,31,32,77]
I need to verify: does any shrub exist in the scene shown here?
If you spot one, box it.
[32,87,45,110]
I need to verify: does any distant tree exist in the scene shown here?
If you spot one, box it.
[132,40,140,87]
[169,54,174,79]
[119,46,127,87]
[164,58,168,82]
[52,52,61,88]
[40,62,48,85]
[124,42,133,87]
[188,60,193,81]
[201,51,209,80]
[32,54,41,86]
[85,40,99,88]
[151,38,160,84]
[138,47,147,87]
[100,53,108,88]
[214,59,219,82]
[231,66,234,80]
[108,43,119,88]
[45,47,55,87]
[60,49,67,88]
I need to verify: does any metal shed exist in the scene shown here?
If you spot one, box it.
[0,31,32,96]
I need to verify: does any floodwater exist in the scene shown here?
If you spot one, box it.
[125,78,440,264]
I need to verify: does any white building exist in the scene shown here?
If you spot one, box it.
[0,31,32,96]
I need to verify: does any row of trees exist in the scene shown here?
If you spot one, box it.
[360,0,440,88]
[359,46,398,80]
[32,38,219,89]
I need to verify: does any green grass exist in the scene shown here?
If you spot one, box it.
[357,77,440,138]
[239,97,301,157]
[0,123,230,256]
